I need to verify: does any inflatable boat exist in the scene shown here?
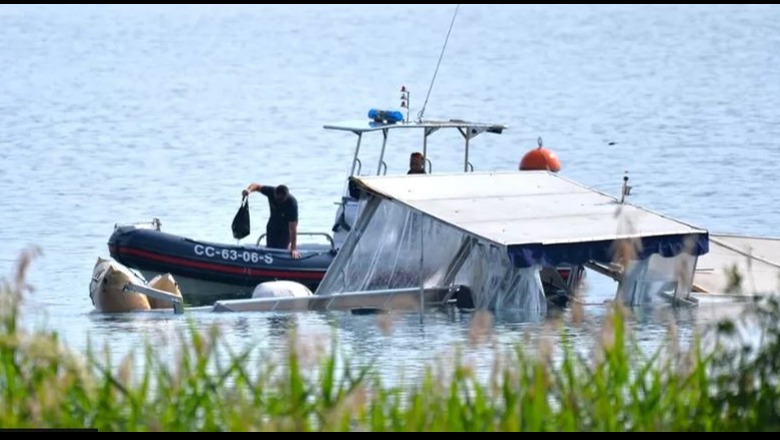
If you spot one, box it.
[108,222,336,306]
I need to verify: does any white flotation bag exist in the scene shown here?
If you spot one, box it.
[89,257,151,313]
[146,273,183,309]
[252,280,313,299]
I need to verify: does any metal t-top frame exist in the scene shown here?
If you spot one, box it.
[322,118,507,177]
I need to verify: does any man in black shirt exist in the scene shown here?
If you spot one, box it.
[242,183,300,259]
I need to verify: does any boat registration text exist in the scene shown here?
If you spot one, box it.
[193,244,274,264]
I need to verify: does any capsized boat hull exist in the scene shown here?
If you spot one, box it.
[89,256,151,313]
[146,273,184,309]
[89,257,185,313]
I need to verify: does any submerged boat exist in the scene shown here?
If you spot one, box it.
[107,92,583,306]
[211,171,710,315]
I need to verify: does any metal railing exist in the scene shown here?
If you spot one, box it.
[256,232,335,250]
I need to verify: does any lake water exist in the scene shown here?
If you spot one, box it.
[1,4,779,383]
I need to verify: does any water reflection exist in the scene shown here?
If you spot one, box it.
[39,290,766,389]
[266,314,297,338]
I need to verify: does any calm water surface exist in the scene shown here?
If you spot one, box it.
[1,4,779,383]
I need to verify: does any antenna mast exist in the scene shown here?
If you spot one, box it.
[417,4,460,123]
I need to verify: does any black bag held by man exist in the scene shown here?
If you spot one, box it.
[231,196,250,240]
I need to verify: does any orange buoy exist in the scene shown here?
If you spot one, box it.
[519,137,561,172]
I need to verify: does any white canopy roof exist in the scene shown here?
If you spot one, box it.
[350,171,709,267]
[323,119,506,134]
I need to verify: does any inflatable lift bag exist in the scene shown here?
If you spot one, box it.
[232,196,250,240]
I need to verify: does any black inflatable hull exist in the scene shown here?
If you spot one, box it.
[108,226,336,306]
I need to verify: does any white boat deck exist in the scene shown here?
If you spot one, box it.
[694,234,780,296]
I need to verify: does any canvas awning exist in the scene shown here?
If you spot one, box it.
[349,171,709,268]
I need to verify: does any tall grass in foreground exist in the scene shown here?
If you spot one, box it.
[2,248,780,431]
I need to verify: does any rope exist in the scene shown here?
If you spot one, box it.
[417,4,460,122]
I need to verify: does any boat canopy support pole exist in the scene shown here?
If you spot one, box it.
[350,132,363,176]
[457,127,474,172]
[419,211,425,324]
[423,131,429,173]
[123,282,184,314]
[465,135,472,172]
[377,129,389,175]
[423,127,440,173]
[456,125,500,172]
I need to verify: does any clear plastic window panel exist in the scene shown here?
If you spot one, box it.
[617,252,697,305]
[453,243,546,315]
[319,199,465,294]
[318,197,548,315]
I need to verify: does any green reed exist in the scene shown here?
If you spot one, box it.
[2,247,779,431]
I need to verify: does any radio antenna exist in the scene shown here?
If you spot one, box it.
[417,4,460,123]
